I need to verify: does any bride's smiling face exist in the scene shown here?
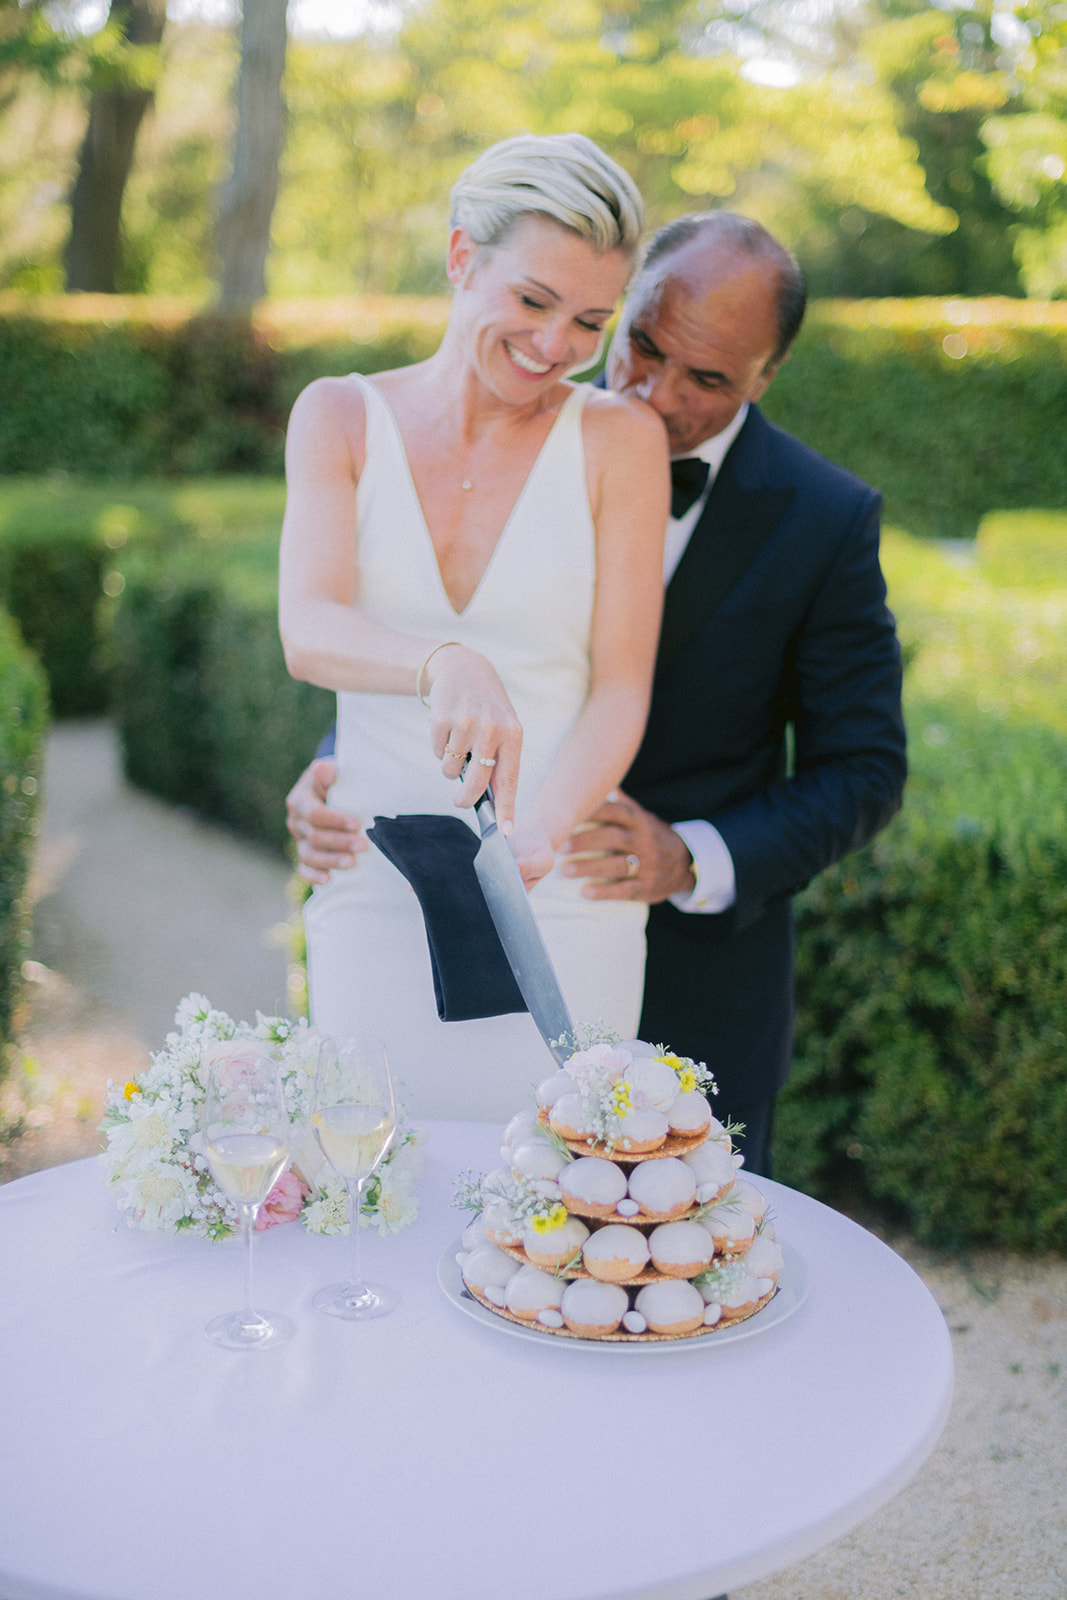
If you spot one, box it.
[448,215,631,397]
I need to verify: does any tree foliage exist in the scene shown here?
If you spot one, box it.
[1,0,1065,298]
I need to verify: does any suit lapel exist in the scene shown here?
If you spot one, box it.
[655,432,794,680]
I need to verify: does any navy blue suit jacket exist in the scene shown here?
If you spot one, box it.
[627,404,906,1107]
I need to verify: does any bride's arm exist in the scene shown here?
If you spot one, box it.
[510,392,669,886]
[278,377,523,823]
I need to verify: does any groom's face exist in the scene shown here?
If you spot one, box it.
[607,240,783,455]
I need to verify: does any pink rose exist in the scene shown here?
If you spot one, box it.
[202,1037,277,1090]
[255,1170,310,1231]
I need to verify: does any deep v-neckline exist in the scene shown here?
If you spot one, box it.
[364,378,581,618]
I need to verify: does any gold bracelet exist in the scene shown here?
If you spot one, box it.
[416,641,462,708]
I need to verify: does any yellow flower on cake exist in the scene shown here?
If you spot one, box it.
[530,1203,568,1235]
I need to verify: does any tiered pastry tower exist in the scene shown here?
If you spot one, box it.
[457,1044,784,1342]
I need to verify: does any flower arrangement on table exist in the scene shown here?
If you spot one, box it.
[100,994,420,1240]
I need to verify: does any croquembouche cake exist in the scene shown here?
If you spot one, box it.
[454,1038,785,1342]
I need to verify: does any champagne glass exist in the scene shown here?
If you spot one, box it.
[311,1035,397,1319]
[202,1047,295,1349]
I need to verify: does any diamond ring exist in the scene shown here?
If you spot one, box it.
[625,853,640,879]
[478,756,497,768]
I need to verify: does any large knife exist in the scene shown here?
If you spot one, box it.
[472,785,574,1065]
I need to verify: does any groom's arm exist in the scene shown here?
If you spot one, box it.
[286,733,367,883]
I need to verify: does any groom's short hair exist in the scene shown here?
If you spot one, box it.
[641,212,807,367]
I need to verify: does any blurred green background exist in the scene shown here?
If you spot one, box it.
[1,0,1065,1248]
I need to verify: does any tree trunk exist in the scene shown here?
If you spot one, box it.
[215,0,290,309]
[64,0,167,293]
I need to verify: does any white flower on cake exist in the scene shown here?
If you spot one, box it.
[100,994,420,1241]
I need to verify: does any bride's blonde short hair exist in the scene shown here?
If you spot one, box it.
[449,133,644,260]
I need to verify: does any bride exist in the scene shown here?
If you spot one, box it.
[279,133,669,1120]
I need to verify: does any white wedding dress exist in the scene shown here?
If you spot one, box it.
[304,376,647,1121]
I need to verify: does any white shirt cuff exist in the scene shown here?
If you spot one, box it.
[668,820,737,914]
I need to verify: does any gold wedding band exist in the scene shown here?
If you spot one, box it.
[478,756,497,768]
[625,853,640,879]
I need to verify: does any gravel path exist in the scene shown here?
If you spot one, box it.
[3,721,1064,1600]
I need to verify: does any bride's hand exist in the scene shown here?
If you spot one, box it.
[423,644,523,831]
[505,825,555,892]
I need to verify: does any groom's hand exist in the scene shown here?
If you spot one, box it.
[285,758,368,884]
[560,792,696,903]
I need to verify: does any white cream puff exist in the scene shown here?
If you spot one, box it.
[647,1220,714,1278]
[744,1233,784,1283]
[560,1278,629,1337]
[706,1115,733,1153]
[460,1215,489,1251]
[581,1224,651,1283]
[681,1140,735,1200]
[614,1107,669,1153]
[559,1156,628,1217]
[733,1178,768,1223]
[548,1093,595,1141]
[634,1279,705,1336]
[696,1259,769,1321]
[510,1138,571,1184]
[521,1214,589,1270]
[699,1201,756,1254]
[666,1090,713,1138]
[461,1244,520,1296]
[504,1264,566,1321]
[534,1069,578,1111]
[479,1202,525,1249]
[501,1109,542,1161]
[626,1156,696,1218]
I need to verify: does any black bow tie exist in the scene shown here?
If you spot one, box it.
[670,456,710,519]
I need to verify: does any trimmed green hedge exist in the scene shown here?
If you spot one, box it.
[3,294,1067,537]
[0,609,49,1061]
[779,521,1067,1251]
[112,537,332,853]
[0,295,448,479]
[764,300,1067,540]
[0,478,286,717]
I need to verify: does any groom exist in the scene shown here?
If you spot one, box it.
[285,212,906,1175]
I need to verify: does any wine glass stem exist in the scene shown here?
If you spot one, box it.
[242,1204,257,1319]
[348,1179,365,1288]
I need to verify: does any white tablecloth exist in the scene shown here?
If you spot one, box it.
[0,1123,952,1600]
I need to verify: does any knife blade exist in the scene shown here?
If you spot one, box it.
[472,787,574,1065]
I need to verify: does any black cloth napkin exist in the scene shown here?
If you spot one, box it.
[670,456,710,519]
[366,812,528,1023]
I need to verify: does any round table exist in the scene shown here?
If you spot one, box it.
[0,1122,952,1600]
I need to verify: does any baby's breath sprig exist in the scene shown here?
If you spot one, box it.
[452,1170,486,1212]
[550,1022,620,1055]
[455,1168,565,1230]
[694,1258,750,1297]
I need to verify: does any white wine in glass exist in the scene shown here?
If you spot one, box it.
[202,1050,295,1349]
[312,1036,397,1319]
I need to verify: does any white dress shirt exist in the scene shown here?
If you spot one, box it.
[663,404,749,915]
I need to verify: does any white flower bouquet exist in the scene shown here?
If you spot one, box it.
[100,994,420,1240]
